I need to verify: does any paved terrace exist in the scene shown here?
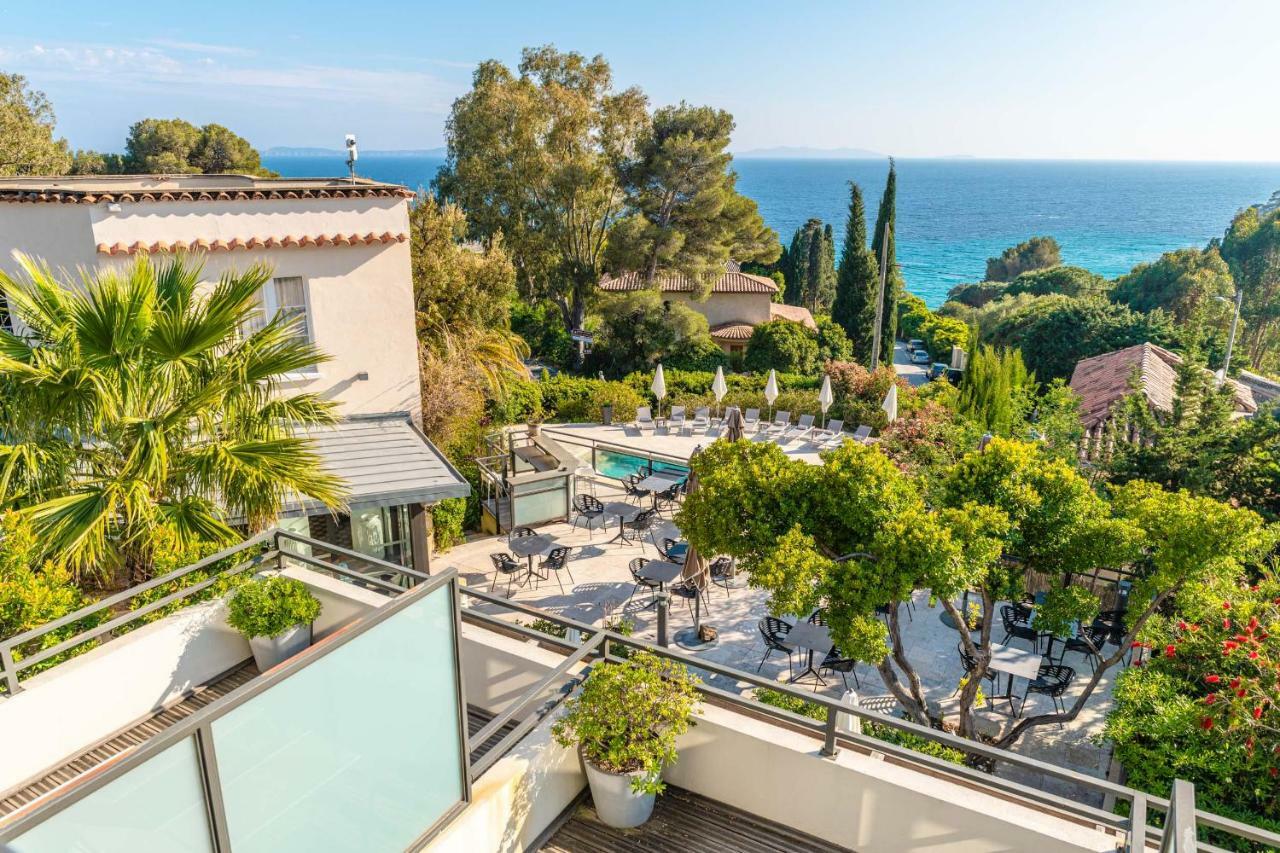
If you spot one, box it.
[439,475,1122,806]
[542,420,830,467]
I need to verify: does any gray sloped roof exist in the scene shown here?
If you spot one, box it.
[283,412,469,516]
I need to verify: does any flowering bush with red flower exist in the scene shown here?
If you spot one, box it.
[1105,573,1280,843]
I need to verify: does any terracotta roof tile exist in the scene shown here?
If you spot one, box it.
[1069,342,1257,429]
[769,303,818,330]
[599,269,779,294]
[93,231,408,256]
[709,322,756,341]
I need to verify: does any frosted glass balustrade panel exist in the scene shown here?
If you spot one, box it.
[10,739,213,853]
[211,584,464,852]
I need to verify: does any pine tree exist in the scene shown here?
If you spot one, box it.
[870,159,902,365]
[831,182,879,363]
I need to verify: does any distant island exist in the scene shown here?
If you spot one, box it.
[734,146,884,160]
[265,146,447,158]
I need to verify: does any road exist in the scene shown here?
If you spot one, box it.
[893,340,928,387]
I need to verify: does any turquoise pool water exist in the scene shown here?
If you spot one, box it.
[595,449,689,482]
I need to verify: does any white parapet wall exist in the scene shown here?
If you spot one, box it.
[0,567,386,797]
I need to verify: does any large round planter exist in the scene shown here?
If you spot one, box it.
[247,622,312,671]
[582,751,657,829]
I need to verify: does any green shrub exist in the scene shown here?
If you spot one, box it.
[666,335,729,372]
[511,298,574,367]
[540,374,646,423]
[945,281,1009,309]
[431,498,467,551]
[552,651,701,794]
[226,575,321,639]
[125,526,258,628]
[744,319,820,374]
[486,376,543,425]
[0,512,105,680]
[815,316,853,362]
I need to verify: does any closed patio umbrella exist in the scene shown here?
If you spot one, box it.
[764,369,779,421]
[674,447,716,650]
[711,365,728,419]
[882,381,898,424]
[652,363,667,420]
[725,405,745,442]
[818,374,834,428]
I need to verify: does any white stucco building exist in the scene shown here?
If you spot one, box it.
[0,174,468,574]
[598,263,816,357]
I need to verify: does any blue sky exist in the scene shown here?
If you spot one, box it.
[3,1,1277,160]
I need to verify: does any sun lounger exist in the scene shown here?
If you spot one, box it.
[743,408,760,432]
[764,411,791,437]
[667,405,686,432]
[784,413,816,442]
[808,419,844,446]
[689,407,711,432]
[634,406,655,430]
[851,424,873,444]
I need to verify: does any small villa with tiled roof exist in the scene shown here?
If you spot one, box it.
[599,261,815,356]
[1069,342,1257,453]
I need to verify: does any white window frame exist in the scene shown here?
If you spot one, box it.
[246,276,319,380]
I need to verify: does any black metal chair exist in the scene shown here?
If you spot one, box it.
[954,642,998,707]
[658,537,684,563]
[805,612,860,690]
[653,481,683,516]
[756,616,794,676]
[1055,623,1106,673]
[1000,604,1041,652]
[626,557,660,607]
[622,473,647,503]
[708,556,735,597]
[509,526,536,540]
[571,494,604,539]
[669,566,712,617]
[539,546,574,594]
[489,552,523,598]
[622,508,660,549]
[1020,662,1075,717]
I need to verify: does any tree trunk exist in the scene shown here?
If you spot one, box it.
[887,601,931,721]
[874,657,930,725]
[942,590,994,740]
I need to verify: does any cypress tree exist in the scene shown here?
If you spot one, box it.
[817,223,837,311]
[870,158,902,365]
[831,181,879,363]
[785,226,810,305]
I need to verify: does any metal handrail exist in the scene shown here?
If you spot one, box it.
[0,528,427,695]
[457,585,1280,852]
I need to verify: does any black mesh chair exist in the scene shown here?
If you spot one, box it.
[622,473,647,502]
[669,566,712,617]
[1055,622,1107,673]
[654,481,683,516]
[539,546,574,594]
[808,612,860,690]
[658,537,684,563]
[1000,605,1041,652]
[757,616,794,676]
[708,556,735,597]
[489,552,523,598]
[509,526,536,540]
[954,642,998,707]
[1020,663,1075,717]
[626,557,660,607]
[622,508,660,549]
[571,494,604,539]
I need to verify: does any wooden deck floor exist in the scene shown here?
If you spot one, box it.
[0,661,260,818]
[541,786,849,853]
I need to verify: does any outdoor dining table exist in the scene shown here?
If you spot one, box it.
[636,559,683,609]
[507,533,556,586]
[781,619,834,686]
[601,501,644,545]
[985,641,1043,712]
[634,473,683,509]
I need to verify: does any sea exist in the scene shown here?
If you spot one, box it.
[264,154,1280,309]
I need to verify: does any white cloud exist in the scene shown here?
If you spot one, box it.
[145,38,256,57]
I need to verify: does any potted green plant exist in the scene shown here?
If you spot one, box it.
[226,575,322,670]
[552,650,700,828]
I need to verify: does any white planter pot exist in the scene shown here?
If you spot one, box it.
[581,750,657,829]
[248,622,312,671]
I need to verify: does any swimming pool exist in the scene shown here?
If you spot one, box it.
[594,448,689,482]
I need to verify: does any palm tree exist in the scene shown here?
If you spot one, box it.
[0,252,346,581]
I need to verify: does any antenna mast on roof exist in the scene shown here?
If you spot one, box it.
[344,134,358,183]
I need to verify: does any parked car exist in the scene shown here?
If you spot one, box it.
[910,348,931,365]
[907,339,925,352]
[928,362,948,380]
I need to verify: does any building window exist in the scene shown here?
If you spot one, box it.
[351,505,413,568]
[245,276,312,345]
